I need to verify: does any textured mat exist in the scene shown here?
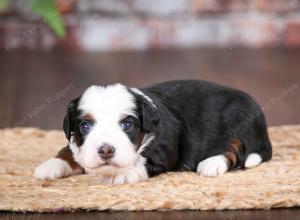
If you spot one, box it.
[0,125,300,212]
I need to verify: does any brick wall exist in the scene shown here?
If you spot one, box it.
[1,0,300,51]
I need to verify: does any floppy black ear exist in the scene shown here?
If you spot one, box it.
[63,97,80,141]
[134,93,159,133]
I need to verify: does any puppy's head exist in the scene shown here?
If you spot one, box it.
[63,84,158,176]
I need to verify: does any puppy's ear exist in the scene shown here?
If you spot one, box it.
[63,97,80,141]
[131,90,159,133]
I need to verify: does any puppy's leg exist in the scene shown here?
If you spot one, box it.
[245,153,262,168]
[34,146,83,180]
[197,155,228,177]
[245,138,272,168]
[197,139,246,177]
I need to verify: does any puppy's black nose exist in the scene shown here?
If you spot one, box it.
[98,144,115,160]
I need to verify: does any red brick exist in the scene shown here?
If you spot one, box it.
[76,0,135,15]
[224,19,280,48]
[56,0,75,14]
[76,0,188,16]
[191,0,251,13]
[285,20,300,47]
[253,0,300,14]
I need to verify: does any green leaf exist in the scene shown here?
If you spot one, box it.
[30,0,66,38]
[0,0,9,12]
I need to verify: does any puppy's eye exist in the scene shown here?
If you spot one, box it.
[120,120,133,131]
[79,121,92,134]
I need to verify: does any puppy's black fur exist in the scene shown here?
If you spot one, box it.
[62,80,272,178]
[129,80,272,177]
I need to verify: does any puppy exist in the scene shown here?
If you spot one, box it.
[34,80,272,184]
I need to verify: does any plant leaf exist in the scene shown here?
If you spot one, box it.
[0,0,9,12]
[30,0,66,38]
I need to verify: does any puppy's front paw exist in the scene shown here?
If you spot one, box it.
[197,155,228,177]
[34,158,73,180]
[99,166,148,185]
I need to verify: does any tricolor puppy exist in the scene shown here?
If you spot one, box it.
[34,80,272,184]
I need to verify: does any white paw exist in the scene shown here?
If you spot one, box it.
[34,158,73,180]
[197,155,228,177]
[245,153,262,168]
[99,164,148,185]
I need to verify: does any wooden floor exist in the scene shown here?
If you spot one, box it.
[0,48,300,219]
[1,209,300,220]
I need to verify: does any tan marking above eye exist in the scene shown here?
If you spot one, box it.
[83,113,95,122]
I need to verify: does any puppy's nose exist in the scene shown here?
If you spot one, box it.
[98,144,115,160]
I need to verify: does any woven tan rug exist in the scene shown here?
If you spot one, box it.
[1,125,300,212]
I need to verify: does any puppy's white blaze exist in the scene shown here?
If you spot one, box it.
[79,84,137,118]
[245,153,262,168]
[80,142,103,169]
[197,155,228,177]
[131,88,157,108]
[34,158,73,180]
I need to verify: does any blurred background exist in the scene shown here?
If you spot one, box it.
[0,0,299,130]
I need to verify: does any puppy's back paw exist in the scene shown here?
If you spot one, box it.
[34,158,73,180]
[245,153,262,168]
[197,155,228,177]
